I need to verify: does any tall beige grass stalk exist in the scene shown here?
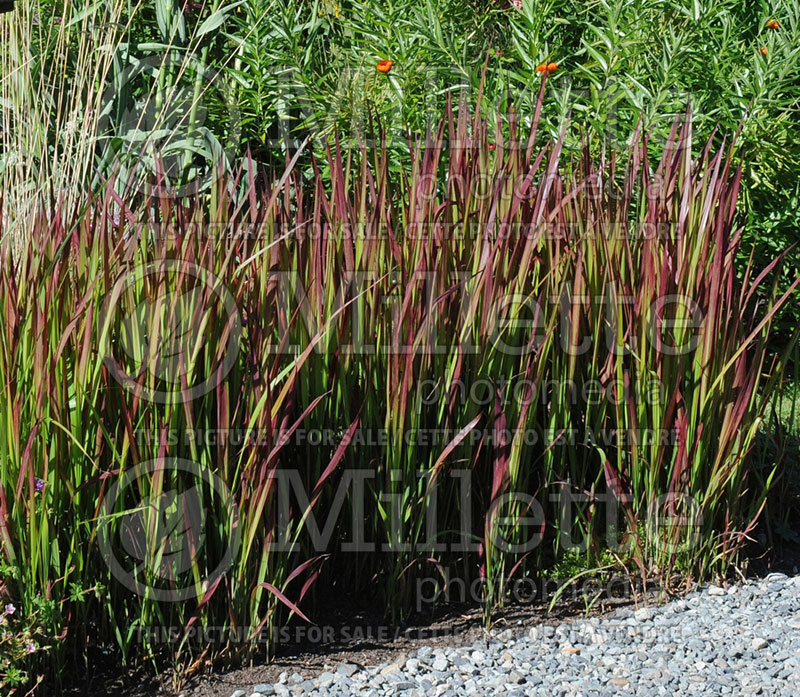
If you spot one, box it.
[1,1,137,233]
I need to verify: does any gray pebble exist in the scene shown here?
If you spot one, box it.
[338,663,359,677]
[224,577,799,696]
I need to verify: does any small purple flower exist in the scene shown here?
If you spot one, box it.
[34,478,45,492]
[25,642,36,654]
[3,603,15,616]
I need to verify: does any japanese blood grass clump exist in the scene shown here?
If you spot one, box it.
[0,97,797,691]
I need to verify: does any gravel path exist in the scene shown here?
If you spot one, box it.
[228,573,800,697]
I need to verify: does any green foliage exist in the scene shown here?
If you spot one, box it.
[1,92,798,690]
[2,0,800,693]
[0,596,48,694]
